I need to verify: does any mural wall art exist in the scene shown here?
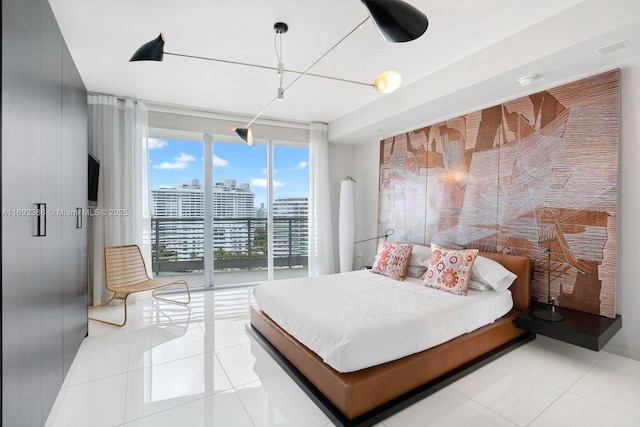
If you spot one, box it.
[378,69,620,318]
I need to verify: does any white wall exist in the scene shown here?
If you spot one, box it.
[340,63,640,361]
[607,64,640,360]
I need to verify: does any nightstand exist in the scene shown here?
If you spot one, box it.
[515,304,622,351]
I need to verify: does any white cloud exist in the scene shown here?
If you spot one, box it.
[296,161,308,169]
[213,154,229,167]
[200,153,230,167]
[153,152,196,170]
[148,138,168,149]
[175,153,196,162]
[251,178,284,188]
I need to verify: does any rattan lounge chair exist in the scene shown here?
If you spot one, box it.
[89,244,191,327]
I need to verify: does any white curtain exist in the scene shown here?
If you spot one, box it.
[308,122,334,276]
[88,95,151,305]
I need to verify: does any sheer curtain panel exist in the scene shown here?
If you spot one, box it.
[87,95,151,305]
[308,122,335,276]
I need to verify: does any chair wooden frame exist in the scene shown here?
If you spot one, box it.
[89,244,191,327]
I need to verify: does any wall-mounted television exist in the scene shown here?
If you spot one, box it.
[88,153,100,207]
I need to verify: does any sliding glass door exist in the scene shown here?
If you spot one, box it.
[148,133,308,288]
[272,145,309,280]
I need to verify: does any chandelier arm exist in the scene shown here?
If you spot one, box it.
[300,72,373,87]
[242,16,372,131]
[165,52,278,72]
[165,52,372,87]
[245,96,280,128]
[282,16,371,93]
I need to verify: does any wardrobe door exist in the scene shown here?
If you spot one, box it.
[61,41,88,377]
[38,3,65,419]
[1,0,47,425]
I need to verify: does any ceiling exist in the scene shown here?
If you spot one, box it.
[48,0,640,143]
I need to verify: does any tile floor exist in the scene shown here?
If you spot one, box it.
[45,288,640,427]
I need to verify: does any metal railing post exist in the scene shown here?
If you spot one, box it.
[247,218,252,270]
[153,218,160,275]
[288,218,293,269]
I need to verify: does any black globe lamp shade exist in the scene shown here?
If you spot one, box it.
[130,34,165,62]
[361,0,429,42]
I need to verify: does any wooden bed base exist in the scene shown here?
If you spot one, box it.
[249,252,532,426]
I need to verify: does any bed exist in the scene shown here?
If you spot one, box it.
[248,250,532,426]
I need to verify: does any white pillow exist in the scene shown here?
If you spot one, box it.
[468,279,491,291]
[470,255,517,292]
[410,244,432,266]
[404,244,431,278]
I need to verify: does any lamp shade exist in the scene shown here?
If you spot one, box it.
[339,180,356,272]
[361,0,429,42]
[374,70,402,93]
[232,127,253,145]
[130,34,165,62]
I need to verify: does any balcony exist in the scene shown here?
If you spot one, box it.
[151,217,308,286]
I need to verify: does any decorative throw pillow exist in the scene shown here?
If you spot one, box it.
[371,241,413,281]
[471,255,518,292]
[423,244,479,295]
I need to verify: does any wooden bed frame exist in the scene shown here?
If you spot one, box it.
[249,251,533,426]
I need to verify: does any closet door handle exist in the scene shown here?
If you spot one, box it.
[36,203,46,236]
[76,208,83,229]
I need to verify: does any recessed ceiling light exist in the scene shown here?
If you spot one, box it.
[518,74,538,86]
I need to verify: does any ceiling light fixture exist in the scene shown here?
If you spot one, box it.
[518,74,538,86]
[130,0,428,143]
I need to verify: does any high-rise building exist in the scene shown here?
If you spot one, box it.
[273,197,309,258]
[151,179,254,218]
[151,179,256,260]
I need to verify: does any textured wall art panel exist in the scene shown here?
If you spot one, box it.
[378,69,620,318]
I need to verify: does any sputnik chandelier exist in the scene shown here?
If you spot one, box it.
[130,0,429,144]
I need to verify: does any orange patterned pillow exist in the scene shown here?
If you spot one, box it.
[371,241,413,281]
[422,244,479,295]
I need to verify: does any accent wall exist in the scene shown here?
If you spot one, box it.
[378,69,620,319]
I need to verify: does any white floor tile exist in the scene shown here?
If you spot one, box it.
[128,327,211,371]
[45,373,128,427]
[530,392,640,427]
[83,321,130,350]
[598,352,640,379]
[571,364,640,420]
[205,318,252,350]
[88,302,132,328]
[216,338,285,388]
[204,297,251,326]
[384,387,516,427]
[124,352,233,422]
[236,372,330,427]
[529,335,608,365]
[123,390,254,427]
[63,341,129,387]
[450,362,564,426]
[51,290,640,427]
[497,340,597,389]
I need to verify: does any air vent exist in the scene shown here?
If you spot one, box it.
[595,40,630,56]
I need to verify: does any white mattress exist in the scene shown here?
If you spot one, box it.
[253,270,513,373]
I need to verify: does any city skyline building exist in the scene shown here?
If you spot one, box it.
[150,179,309,268]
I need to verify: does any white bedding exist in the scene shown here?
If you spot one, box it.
[253,270,513,373]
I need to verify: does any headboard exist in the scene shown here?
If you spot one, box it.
[478,251,531,311]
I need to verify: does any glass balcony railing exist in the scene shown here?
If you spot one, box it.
[150,217,308,276]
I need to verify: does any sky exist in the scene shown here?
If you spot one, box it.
[148,138,309,207]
